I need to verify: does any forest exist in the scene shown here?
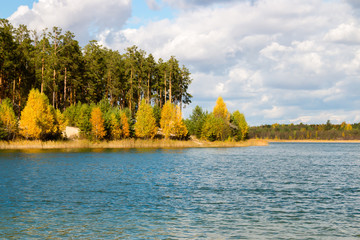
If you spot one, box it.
[0,19,249,142]
[249,121,360,140]
[0,19,192,115]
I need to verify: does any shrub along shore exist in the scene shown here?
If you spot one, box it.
[0,139,268,150]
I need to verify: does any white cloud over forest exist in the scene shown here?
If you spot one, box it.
[8,0,360,125]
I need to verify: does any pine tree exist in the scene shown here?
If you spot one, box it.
[134,100,157,139]
[90,107,106,140]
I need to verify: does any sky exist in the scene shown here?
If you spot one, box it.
[2,0,360,125]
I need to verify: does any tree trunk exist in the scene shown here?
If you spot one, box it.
[53,69,56,107]
[169,69,172,104]
[41,58,44,93]
[129,66,133,114]
[12,79,16,104]
[64,67,67,110]
[164,71,167,103]
[0,72,2,101]
[147,72,150,104]
[18,75,22,108]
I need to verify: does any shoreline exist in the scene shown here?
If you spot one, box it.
[0,139,268,150]
[268,139,360,143]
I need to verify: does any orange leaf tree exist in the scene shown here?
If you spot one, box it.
[90,107,106,140]
[120,111,130,138]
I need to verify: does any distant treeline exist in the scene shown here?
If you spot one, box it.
[249,121,360,140]
[0,19,192,115]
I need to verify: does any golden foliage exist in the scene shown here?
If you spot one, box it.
[134,100,157,139]
[213,96,230,122]
[174,105,188,139]
[19,89,56,139]
[90,107,106,140]
[232,110,249,141]
[110,113,122,140]
[120,112,130,138]
[160,102,175,139]
[160,102,188,139]
[0,99,17,139]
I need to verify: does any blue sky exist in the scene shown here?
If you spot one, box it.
[3,0,360,125]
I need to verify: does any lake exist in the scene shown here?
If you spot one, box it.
[0,143,359,239]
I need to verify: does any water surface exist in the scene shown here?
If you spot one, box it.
[0,143,359,239]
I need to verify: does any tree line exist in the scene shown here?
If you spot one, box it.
[0,89,249,142]
[249,121,360,140]
[0,19,192,116]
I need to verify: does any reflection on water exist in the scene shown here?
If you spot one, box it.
[0,143,360,239]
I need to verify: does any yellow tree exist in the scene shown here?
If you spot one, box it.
[0,99,17,140]
[174,105,188,139]
[120,111,130,138]
[54,109,67,138]
[134,100,157,139]
[160,102,175,139]
[160,102,188,139]
[19,89,56,139]
[110,112,122,140]
[213,96,230,122]
[90,107,106,140]
[232,110,249,141]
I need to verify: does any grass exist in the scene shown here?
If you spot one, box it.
[0,138,268,149]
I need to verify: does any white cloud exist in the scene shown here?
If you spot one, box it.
[324,22,360,44]
[9,0,131,44]
[8,0,360,125]
[98,0,360,125]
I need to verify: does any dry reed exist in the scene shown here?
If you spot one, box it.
[0,138,268,150]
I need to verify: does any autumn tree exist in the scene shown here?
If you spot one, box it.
[120,111,130,138]
[213,96,230,122]
[19,89,56,139]
[110,110,122,140]
[231,110,249,141]
[201,113,231,141]
[134,100,157,139]
[0,98,17,140]
[160,102,187,139]
[173,105,188,139]
[90,107,106,140]
[160,102,175,139]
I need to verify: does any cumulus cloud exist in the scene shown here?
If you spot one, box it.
[96,0,360,125]
[8,0,131,44]
[8,0,360,125]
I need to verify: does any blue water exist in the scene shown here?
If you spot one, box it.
[0,143,359,239]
